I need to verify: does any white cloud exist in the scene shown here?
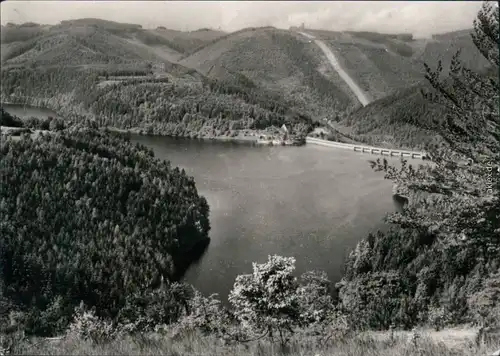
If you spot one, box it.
[0,0,483,36]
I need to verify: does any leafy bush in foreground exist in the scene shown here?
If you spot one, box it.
[228,255,336,346]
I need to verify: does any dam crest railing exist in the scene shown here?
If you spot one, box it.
[305,137,428,160]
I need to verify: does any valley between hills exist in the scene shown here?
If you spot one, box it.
[0,17,490,150]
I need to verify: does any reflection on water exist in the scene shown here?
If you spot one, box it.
[2,104,416,301]
[2,103,59,120]
[132,135,415,301]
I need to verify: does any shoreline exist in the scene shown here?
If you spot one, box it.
[1,102,304,147]
[104,126,304,146]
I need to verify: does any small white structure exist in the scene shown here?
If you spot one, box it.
[280,124,289,140]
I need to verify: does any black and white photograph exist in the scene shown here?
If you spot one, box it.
[0,1,499,355]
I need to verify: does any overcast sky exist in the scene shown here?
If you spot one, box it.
[0,1,484,37]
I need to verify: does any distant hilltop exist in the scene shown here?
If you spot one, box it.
[58,18,143,31]
[289,26,415,42]
[288,25,476,41]
[2,17,472,38]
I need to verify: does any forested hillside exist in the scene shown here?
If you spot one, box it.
[0,65,316,140]
[1,18,492,150]
[1,25,156,66]
[0,20,317,142]
[337,66,498,150]
[0,19,225,66]
[304,27,494,150]
[178,25,493,149]
[0,129,210,335]
[180,27,360,120]
[339,82,444,150]
[307,28,490,102]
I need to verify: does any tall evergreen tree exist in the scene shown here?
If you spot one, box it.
[340,2,499,329]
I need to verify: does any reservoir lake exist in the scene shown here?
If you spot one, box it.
[3,103,411,301]
[131,135,405,301]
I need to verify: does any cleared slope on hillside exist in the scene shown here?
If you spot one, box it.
[137,27,226,55]
[420,29,491,73]
[180,27,361,120]
[298,31,371,106]
[115,28,227,62]
[306,29,490,101]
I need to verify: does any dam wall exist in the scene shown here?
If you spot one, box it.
[306,137,427,160]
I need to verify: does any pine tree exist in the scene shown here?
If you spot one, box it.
[372,1,499,254]
[352,1,500,328]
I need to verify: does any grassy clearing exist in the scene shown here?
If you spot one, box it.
[11,329,498,356]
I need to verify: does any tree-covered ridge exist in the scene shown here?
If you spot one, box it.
[1,19,226,66]
[0,66,316,140]
[0,129,210,334]
[339,82,445,150]
[1,28,152,66]
[0,19,197,67]
[179,28,359,120]
[91,77,314,136]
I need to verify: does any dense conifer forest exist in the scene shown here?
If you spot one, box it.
[0,66,316,140]
[0,129,210,335]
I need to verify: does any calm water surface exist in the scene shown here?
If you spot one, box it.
[2,103,59,120]
[2,104,411,301]
[132,135,406,301]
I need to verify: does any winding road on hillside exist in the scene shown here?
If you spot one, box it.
[298,31,371,106]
